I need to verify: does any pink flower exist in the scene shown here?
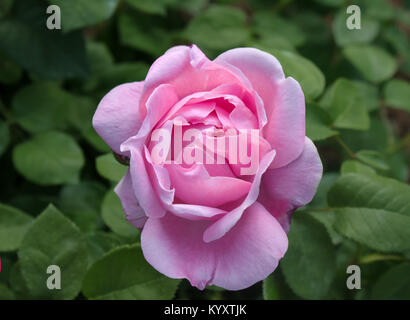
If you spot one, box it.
[93,45,322,290]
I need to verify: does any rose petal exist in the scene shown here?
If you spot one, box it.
[215,48,305,167]
[203,149,276,243]
[259,137,323,231]
[93,82,144,155]
[264,77,306,168]
[167,163,252,207]
[114,170,147,229]
[141,201,288,290]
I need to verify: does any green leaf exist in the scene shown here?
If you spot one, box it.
[0,283,15,300]
[48,0,119,32]
[263,274,280,300]
[333,207,410,253]
[9,262,31,299]
[183,5,250,50]
[82,41,114,92]
[353,81,379,112]
[308,210,343,245]
[102,190,139,238]
[0,0,88,79]
[0,119,10,157]
[166,0,207,14]
[118,13,170,56]
[343,45,397,83]
[252,11,305,47]
[372,263,410,299]
[360,0,396,21]
[0,0,14,18]
[383,79,410,112]
[13,131,85,185]
[18,205,88,299]
[0,203,33,252]
[328,173,410,217]
[125,0,167,15]
[313,0,344,6]
[281,213,337,299]
[82,244,180,299]
[59,182,106,232]
[86,232,125,266]
[333,11,379,47]
[306,103,338,141]
[341,160,376,175]
[356,150,389,171]
[63,94,110,153]
[270,49,325,100]
[321,78,370,130]
[12,83,73,133]
[96,153,127,182]
[93,62,149,96]
[309,172,339,208]
[339,116,389,153]
[0,51,22,85]
[248,33,295,52]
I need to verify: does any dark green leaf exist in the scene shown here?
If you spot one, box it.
[0,0,88,79]
[321,78,370,130]
[356,150,389,171]
[0,51,22,85]
[59,182,106,232]
[0,203,33,252]
[372,263,410,299]
[333,11,379,47]
[12,83,72,133]
[18,205,88,299]
[328,173,410,216]
[184,5,250,50]
[383,79,410,112]
[343,45,397,83]
[0,283,15,299]
[102,190,139,238]
[341,160,376,175]
[333,207,410,253]
[118,13,170,56]
[281,213,337,299]
[48,0,119,32]
[0,119,10,157]
[96,153,127,182]
[263,274,280,300]
[82,244,180,299]
[125,0,166,15]
[86,232,125,266]
[270,49,325,100]
[306,104,338,141]
[252,11,305,47]
[13,131,85,185]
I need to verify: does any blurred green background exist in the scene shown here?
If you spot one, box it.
[0,0,409,300]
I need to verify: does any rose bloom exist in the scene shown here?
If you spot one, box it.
[93,45,322,290]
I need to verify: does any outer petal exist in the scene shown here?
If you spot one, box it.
[114,170,147,229]
[264,77,306,168]
[259,137,323,231]
[141,202,288,290]
[215,47,285,104]
[93,82,144,155]
[124,145,167,219]
[139,45,243,118]
[215,48,306,168]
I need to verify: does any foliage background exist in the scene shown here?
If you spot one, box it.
[0,0,409,300]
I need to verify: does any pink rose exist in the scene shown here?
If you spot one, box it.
[93,45,322,290]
